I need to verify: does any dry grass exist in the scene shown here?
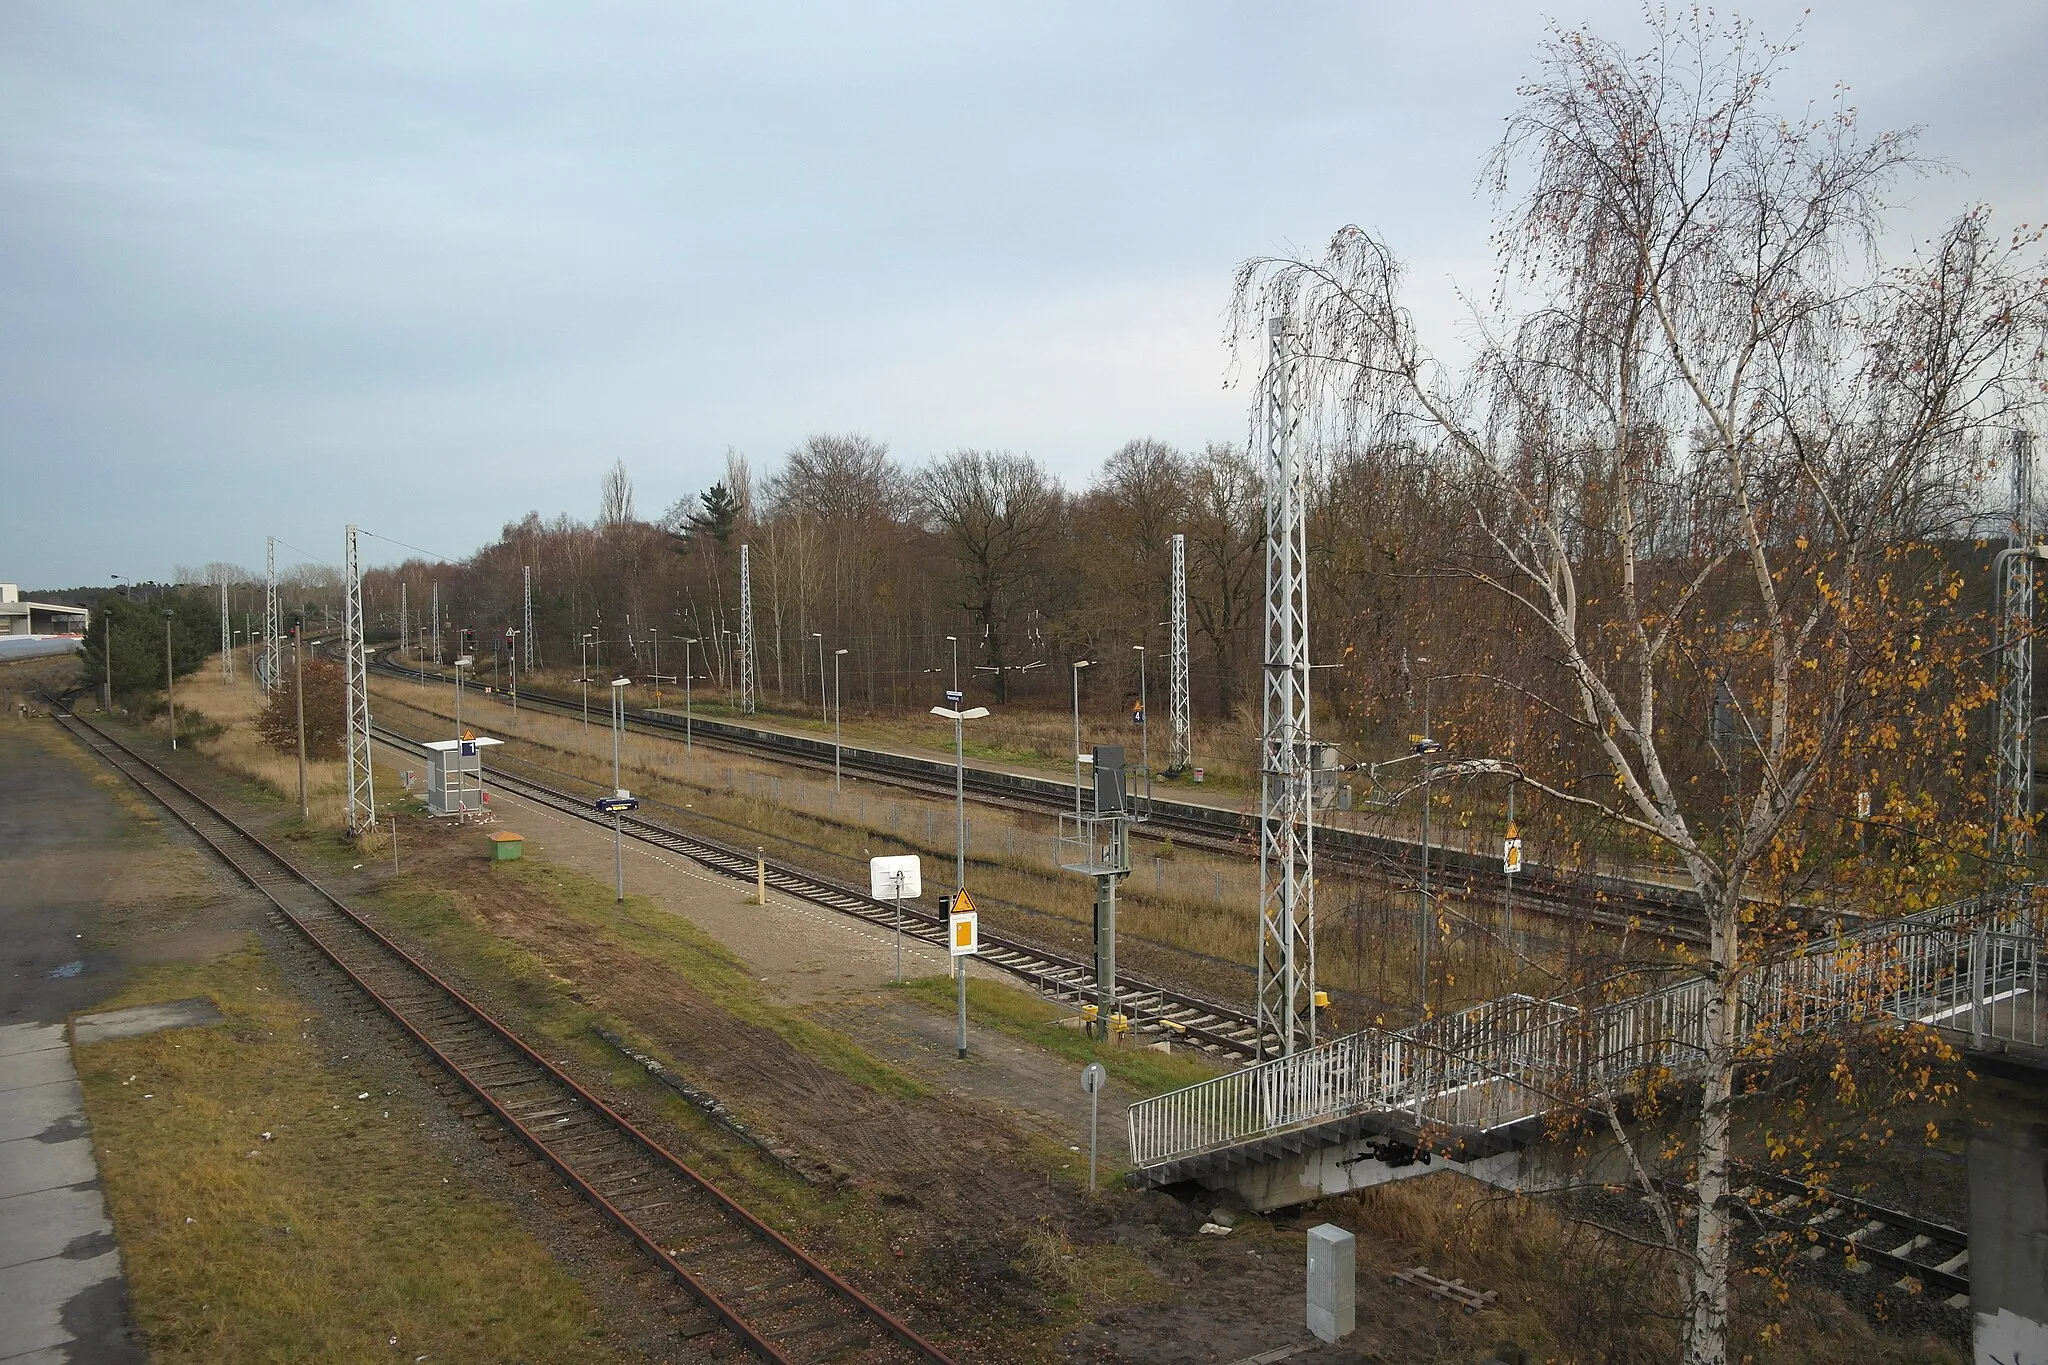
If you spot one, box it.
[371,671,1581,1018]
[1343,1176,1963,1364]
[74,943,632,1363]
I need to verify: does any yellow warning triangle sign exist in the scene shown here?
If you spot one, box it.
[950,889,976,917]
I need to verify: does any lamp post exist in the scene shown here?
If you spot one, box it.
[945,634,958,694]
[453,654,473,740]
[833,648,848,793]
[610,677,631,902]
[164,609,177,750]
[681,638,699,762]
[103,575,124,712]
[1071,660,1093,815]
[292,623,309,820]
[1132,644,1148,779]
[505,629,520,720]
[931,700,991,1059]
[579,632,594,731]
[812,632,826,723]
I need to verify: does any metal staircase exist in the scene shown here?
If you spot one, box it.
[1129,892,2044,1182]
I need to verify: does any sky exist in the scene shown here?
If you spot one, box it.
[4,1,2046,586]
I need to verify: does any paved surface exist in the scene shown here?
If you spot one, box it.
[0,726,143,1364]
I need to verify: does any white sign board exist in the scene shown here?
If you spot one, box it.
[1503,837,1523,875]
[1080,1061,1107,1095]
[869,854,922,900]
[948,911,979,957]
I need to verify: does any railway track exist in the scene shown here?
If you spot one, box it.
[370,654,1710,944]
[368,721,1268,1059]
[52,703,959,1365]
[1731,1167,1970,1303]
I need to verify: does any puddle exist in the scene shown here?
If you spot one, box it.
[45,960,85,979]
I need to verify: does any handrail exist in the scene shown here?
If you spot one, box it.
[1130,890,2043,1168]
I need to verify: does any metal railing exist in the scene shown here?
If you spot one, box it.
[1129,891,2044,1168]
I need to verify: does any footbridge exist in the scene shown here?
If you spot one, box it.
[1127,892,2046,1210]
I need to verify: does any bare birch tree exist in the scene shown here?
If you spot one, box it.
[1232,15,2048,1363]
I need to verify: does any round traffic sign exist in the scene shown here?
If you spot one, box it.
[1080,1062,1107,1094]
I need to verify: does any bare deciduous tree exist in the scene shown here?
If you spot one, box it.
[916,450,1065,702]
[1233,15,2048,1364]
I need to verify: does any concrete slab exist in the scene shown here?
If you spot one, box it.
[0,1051,73,1098]
[0,1025,65,1061]
[72,997,222,1046]
[0,1136,98,1202]
[0,1081,84,1145]
[0,1249,125,1359]
[0,1184,115,1272]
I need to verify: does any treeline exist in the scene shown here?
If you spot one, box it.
[365,435,1340,725]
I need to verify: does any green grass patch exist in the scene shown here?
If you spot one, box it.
[895,974,1225,1097]
[74,942,631,1364]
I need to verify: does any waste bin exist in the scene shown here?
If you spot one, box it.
[488,832,525,862]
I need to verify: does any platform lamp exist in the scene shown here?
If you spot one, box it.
[609,677,632,902]
[164,608,177,750]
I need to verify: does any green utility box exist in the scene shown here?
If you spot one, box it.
[488,832,525,862]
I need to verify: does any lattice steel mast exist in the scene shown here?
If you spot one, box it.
[1255,316,1315,1059]
[398,582,409,663]
[522,565,538,668]
[344,524,376,835]
[430,581,441,665]
[1995,430,2038,862]
[1168,532,1191,775]
[738,543,757,714]
[218,575,234,681]
[264,537,280,694]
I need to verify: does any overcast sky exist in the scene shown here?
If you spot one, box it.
[4,1,2045,586]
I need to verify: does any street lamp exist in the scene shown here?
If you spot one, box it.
[103,575,124,712]
[609,677,632,902]
[453,654,474,740]
[505,629,521,719]
[1071,660,1093,815]
[833,647,849,793]
[1132,644,1148,780]
[812,632,826,723]
[681,637,699,761]
[579,632,594,731]
[164,609,177,751]
[931,699,991,1060]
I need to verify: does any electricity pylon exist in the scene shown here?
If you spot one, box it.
[219,576,234,681]
[264,538,280,694]
[1255,315,1316,1059]
[522,565,538,668]
[344,524,376,834]
[738,543,757,714]
[1168,531,1191,774]
[1995,430,2038,863]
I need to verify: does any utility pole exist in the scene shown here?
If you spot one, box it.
[265,539,280,696]
[946,634,959,694]
[164,609,178,750]
[343,524,375,835]
[1255,314,1316,1059]
[430,581,441,668]
[737,544,757,715]
[1168,532,1191,774]
[1132,644,1149,780]
[610,677,631,902]
[522,565,537,669]
[293,623,309,821]
[398,581,408,665]
[580,632,593,730]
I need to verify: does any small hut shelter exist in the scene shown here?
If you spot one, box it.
[422,731,503,816]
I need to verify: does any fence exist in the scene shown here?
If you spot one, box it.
[1129,891,2045,1168]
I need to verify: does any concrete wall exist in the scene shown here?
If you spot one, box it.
[1971,1057,2048,1365]
[1197,1126,1633,1211]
